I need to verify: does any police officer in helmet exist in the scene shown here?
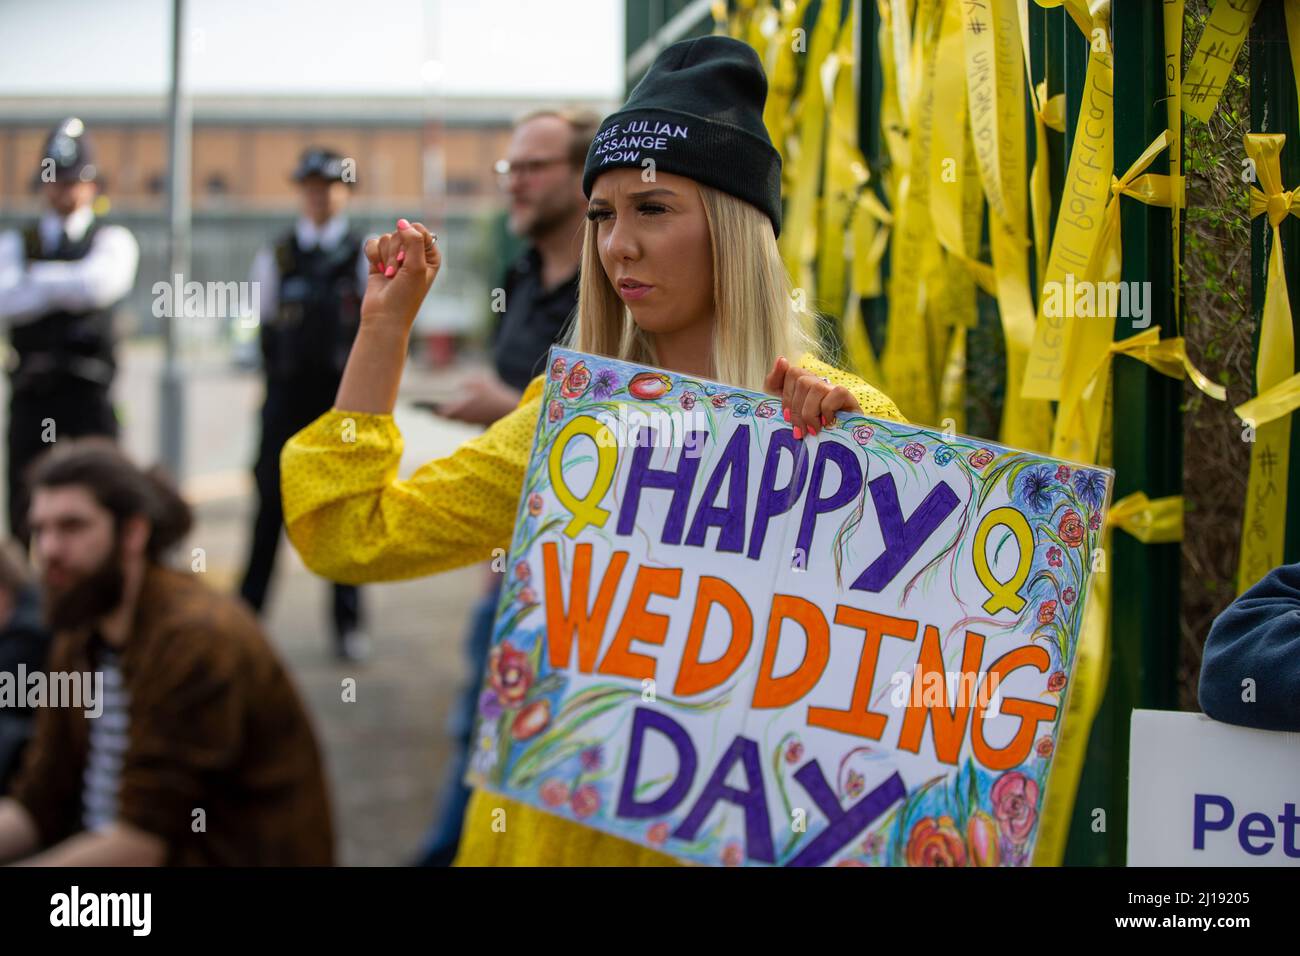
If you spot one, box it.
[0,117,139,546]
[240,147,371,662]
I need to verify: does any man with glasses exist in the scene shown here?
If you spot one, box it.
[414,108,598,865]
[434,109,597,424]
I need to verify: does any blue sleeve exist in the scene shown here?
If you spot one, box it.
[1198,562,1300,732]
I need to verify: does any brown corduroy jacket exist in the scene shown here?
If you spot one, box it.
[10,562,334,865]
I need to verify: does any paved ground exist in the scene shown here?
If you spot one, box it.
[6,339,494,866]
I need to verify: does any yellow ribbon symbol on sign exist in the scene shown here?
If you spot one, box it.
[549,416,618,538]
[973,506,1034,614]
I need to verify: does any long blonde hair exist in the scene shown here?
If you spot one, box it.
[566,183,817,391]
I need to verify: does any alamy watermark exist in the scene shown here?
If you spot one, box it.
[152,274,260,327]
[1041,273,1151,329]
[592,403,713,458]
[0,666,102,718]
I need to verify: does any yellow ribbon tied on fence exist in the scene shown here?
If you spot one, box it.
[1051,131,1176,464]
[1236,133,1300,594]
[1023,0,1114,402]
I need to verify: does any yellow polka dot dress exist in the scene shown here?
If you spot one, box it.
[280,352,905,866]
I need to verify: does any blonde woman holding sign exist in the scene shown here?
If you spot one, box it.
[281,35,905,866]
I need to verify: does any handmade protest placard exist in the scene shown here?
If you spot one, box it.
[465,347,1114,866]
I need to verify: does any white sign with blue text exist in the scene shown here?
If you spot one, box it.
[1127,709,1300,866]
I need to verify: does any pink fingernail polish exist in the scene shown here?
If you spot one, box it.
[397,218,410,230]
[782,408,791,422]
[792,426,803,440]
[808,425,818,436]
[397,250,406,263]
[384,265,396,278]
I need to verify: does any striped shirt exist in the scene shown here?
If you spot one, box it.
[81,646,128,832]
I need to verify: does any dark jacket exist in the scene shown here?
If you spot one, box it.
[1199,562,1300,732]
[0,584,51,793]
[491,247,578,392]
[9,563,335,864]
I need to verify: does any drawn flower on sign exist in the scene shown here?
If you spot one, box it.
[845,770,866,800]
[539,778,569,808]
[991,771,1039,845]
[510,699,550,740]
[784,740,804,764]
[478,688,502,721]
[1036,736,1054,759]
[580,746,604,772]
[711,394,728,409]
[647,821,670,846]
[1047,670,1067,693]
[517,586,536,606]
[906,816,967,867]
[903,442,925,463]
[1056,465,1071,483]
[1047,546,1063,568]
[593,368,618,400]
[934,445,956,466]
[1073,469,1106,509]
[561,360,591,398]
[488,641,533,707]
[1063,586,1076,605]
[734,402,751,417]
[852,424,875,445]
[679,392,697,410]
[1058,509,1086,548]
[721,841,745,867]
[570,783,601,819]
[628,371,671,400]
[968,448,995,469]
[547,400,564,423]
[514,559,531,582]
[1089,511,1102,530]
[1037,600,1057,625]
[549,356,566,381]
[527,493,544,517]
[755,400,779,419]
[966,810,1000,867]
[1017,465,1058,512]
[860,832,884,857]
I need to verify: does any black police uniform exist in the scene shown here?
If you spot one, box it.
[6,121,122,545]
[238,222,365,646]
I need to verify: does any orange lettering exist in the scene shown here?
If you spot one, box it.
[597,565,682,681]
[673,577,754,696]
[897,627,986,764]
[970,644,1058,770]
[808,607,918,740]
[543,542,628,672]
[751,595,829,708]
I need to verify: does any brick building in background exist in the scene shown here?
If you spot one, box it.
[0,92,612,350]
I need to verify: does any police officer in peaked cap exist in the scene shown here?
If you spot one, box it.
[0,118,139,545]
[239,146,372,662]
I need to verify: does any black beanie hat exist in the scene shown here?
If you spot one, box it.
[583,35,782,237]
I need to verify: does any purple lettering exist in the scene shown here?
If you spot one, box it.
[852,474,960,592]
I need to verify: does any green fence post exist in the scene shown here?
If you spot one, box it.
[1063,2,1182,867]
[1249,0,1300,569]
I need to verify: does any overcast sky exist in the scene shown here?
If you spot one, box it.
[0,0,624,98]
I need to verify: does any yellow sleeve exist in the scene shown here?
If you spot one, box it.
[798,351,908,423]
[280,375,547,585]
